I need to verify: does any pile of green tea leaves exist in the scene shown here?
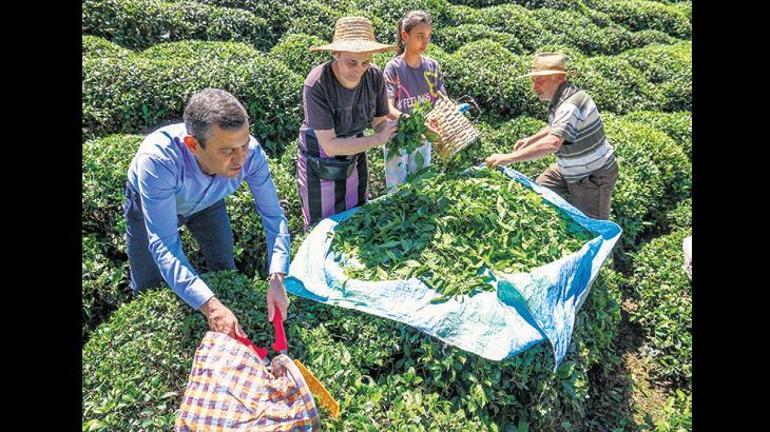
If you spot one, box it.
[329,167,594,300]
[385,99,437,169]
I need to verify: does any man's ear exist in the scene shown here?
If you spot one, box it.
[183,135,200,153]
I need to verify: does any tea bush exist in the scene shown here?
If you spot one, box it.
[582,0,691,38]
[83,40,303,154]
[82,0,274,50]
[628,228,692,387]
[82,235,131,341]
[623,110,691,158]
[268,33,330,77]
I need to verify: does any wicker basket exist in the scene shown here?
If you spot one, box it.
[425,93,481,160]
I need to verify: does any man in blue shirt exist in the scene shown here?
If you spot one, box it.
[124,88,291,337]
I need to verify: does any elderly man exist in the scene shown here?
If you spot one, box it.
[486,53,619,220]
[124,88,291,338]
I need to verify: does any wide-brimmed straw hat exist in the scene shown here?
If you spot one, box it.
[310,16,397,54]
[518,52,573,78]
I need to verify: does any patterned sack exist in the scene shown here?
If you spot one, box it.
[176,331,320,431]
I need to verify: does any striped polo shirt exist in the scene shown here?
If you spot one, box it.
[547,82,615,182]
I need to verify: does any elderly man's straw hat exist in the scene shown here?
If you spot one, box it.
[310,16,397,54]
[519,53,573,78]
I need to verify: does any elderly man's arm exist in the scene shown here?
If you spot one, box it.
[486,133,564,167]
[514,126,552,151]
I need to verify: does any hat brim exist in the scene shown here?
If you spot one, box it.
[310,40,397,54]
[517,70,570,79]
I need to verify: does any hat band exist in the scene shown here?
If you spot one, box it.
[333,30,376,42]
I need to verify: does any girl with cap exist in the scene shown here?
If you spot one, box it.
[296,16,398,230]
[382,10,446,190]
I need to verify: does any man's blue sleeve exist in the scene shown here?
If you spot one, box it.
[135,154,215,309]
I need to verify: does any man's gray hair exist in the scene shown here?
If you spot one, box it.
[183,88,249,147]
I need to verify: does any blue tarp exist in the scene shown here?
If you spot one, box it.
[285,166,621,368]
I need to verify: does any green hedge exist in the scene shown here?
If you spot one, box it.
[183,1,359,42]
[444,4,484,26]
[665,197,691,231]
[281,2,348,41]
[83,280,200,431]
[211,0,427,48]
[607,117,691,209]
[349,0,452,42]
[82,134,143,256]
[628,228,692,387]
[268,33,330,77]
[516,0,587,9]
[83,40,303,155]
[444,0,511,7]
[582,0,691,38]
[619,42,692,111]
[572,54,661,114]
[529,8,636,55]
[82,235,131,341]
[602,116,691,248]
[472,4,552,51]
[623,110,691,159]
[84,267,622,430]
[82,35,132,59]
[441,7,673,56]
[628,28,676,47]
[432,24,526,54]
[442,40,544,117]
[675,1,692,21]
[82,0,274,50]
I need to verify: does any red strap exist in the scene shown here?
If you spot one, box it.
[272,309,288,353]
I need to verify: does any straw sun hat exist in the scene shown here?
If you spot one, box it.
[310,16,397,54]
[518,52,575,78]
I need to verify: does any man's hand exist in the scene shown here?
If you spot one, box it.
[485,153,515,168]
[200,296,244,338]
[267,273,289,322]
